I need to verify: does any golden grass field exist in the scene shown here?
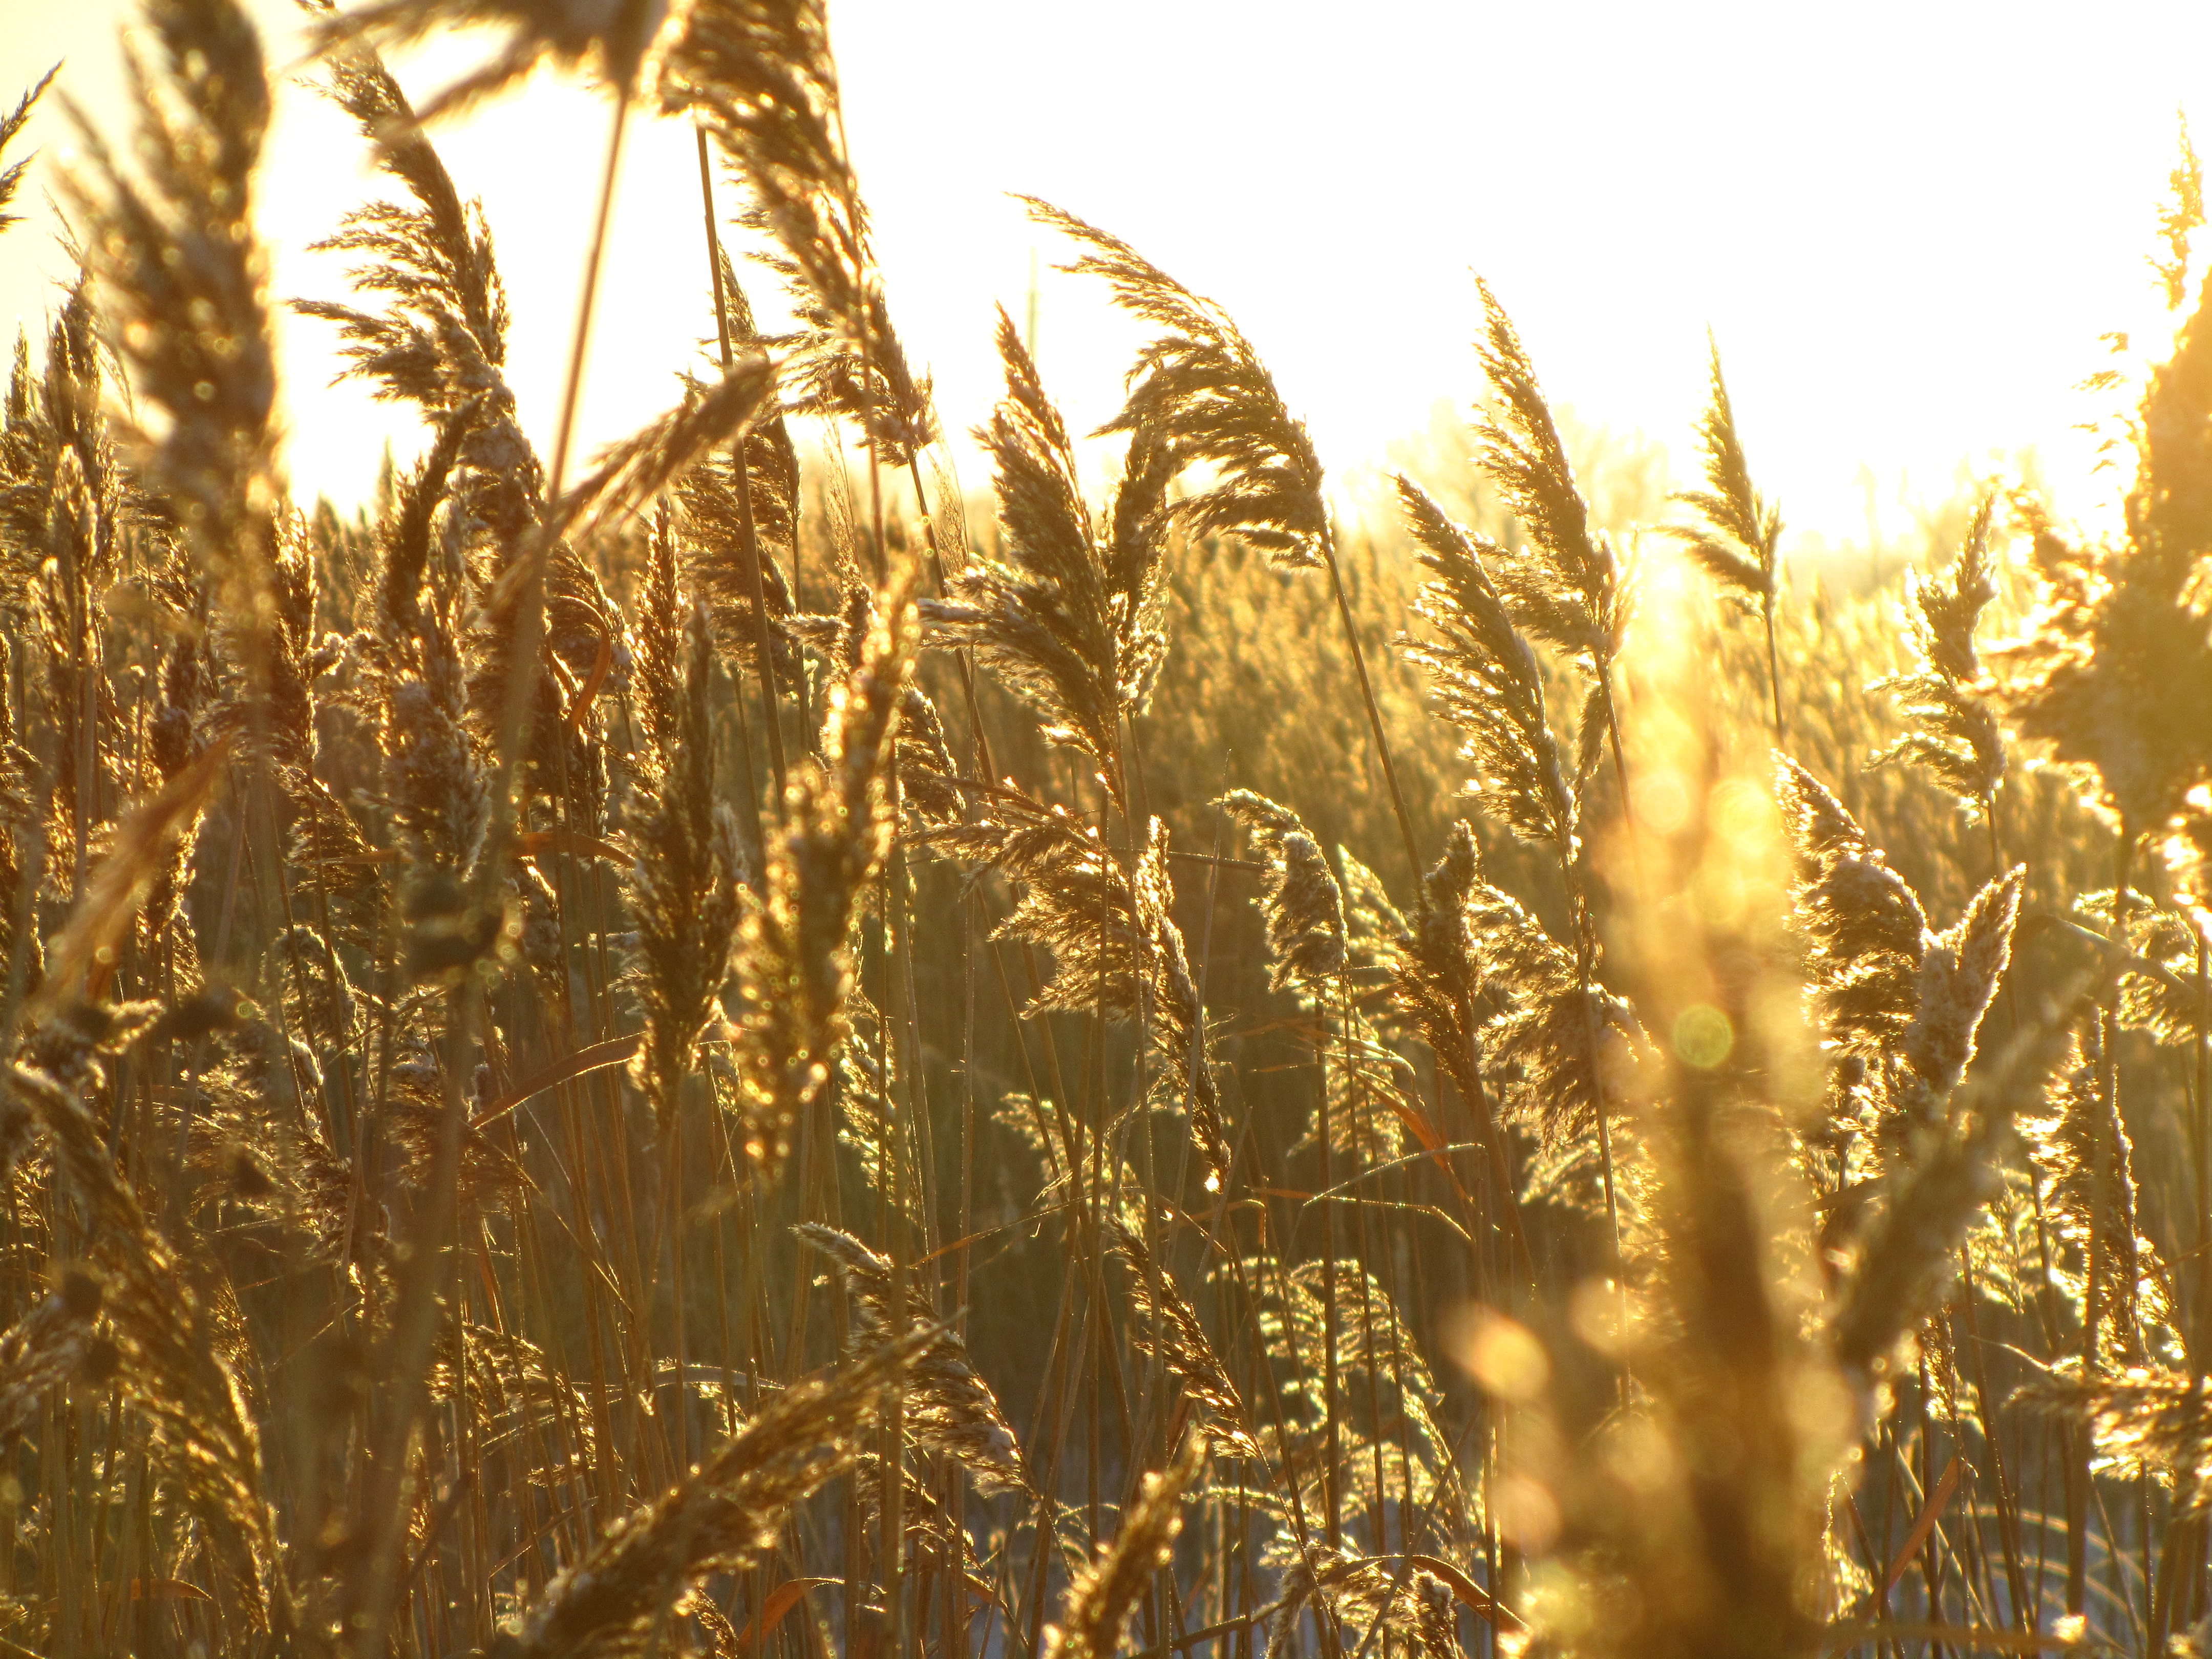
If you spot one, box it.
[0,3,2208,1656]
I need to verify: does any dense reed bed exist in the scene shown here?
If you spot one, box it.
[0,3,2209,1655]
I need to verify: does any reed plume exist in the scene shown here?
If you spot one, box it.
[1110,1214,1260,1459]
[494,1328,939,1659]
[1871,496,2007,824]
[623,523,744,1132]
[299,45,621,745]
[1470,278,1634,795]
[1775,755,2020,1142]
[1022,198,1326,571]
[70,0,281,637]
[1218,791,1345,994]
[662,0,936,461]
[1044,1433,1203,1659]
[1026,194,1426,874]
[796,1222,1026,1495]
[1397,474,1637,1235]
[927,308,1170,811]
[0,68,56,236]
[677,257,806,696]
[730,587,909,1176]
[1666,335,1786,742]
[2025,1369,2212,1514]
[1396,476,1577,850]
[316,0,685,115]
[1999,244,2212,847]
[9,1050,288,1633]
[928,796,1231,1188]
[8,8,2209,1650]
[2018,1019,2180,1366]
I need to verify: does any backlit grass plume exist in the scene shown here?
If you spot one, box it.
[10,5,2212,1649]
[663,0,937,461]
[928,307,1170,811]
[2024,1368,2212,1516]
[1871,496,2007,826]
[300,43,622,734]
[1666,335,1786,741]
[623,523,744,1132]
[1027,194,1427,873]
[317,0,685,116]
[1397,472,1634,1236]
[294,48,508,413]
[1463,870,1644,1174]
[10,1053,289,1635]
[493,1328,939,1659]
[1397,475,1578,851]
[1023,197,1327,571]
[677,258,806,712]
[2018,1020,2181,1367]
[1044,1433,1203,1659]
[2000,238,2212,850]
[731,586,910,1176]
[1372,821,1527,1251]
[1776,755,2021,1143]
[927,795,1232,1188]
[1110,1214,1260,1459]
[1471,278,1635,791]
[0,68,56,236]
[71,0,280,624]
[796,1222,1026,1495]
[1217,791,1345,994]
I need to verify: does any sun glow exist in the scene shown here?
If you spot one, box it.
[7,0,2212,549]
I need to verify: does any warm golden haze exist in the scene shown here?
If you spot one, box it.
[10,0,2212,542]
[0,2,2209,1658]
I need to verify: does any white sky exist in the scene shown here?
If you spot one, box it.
[3,0,2209,548]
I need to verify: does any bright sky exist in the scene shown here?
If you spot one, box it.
[4,0,2210,549]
